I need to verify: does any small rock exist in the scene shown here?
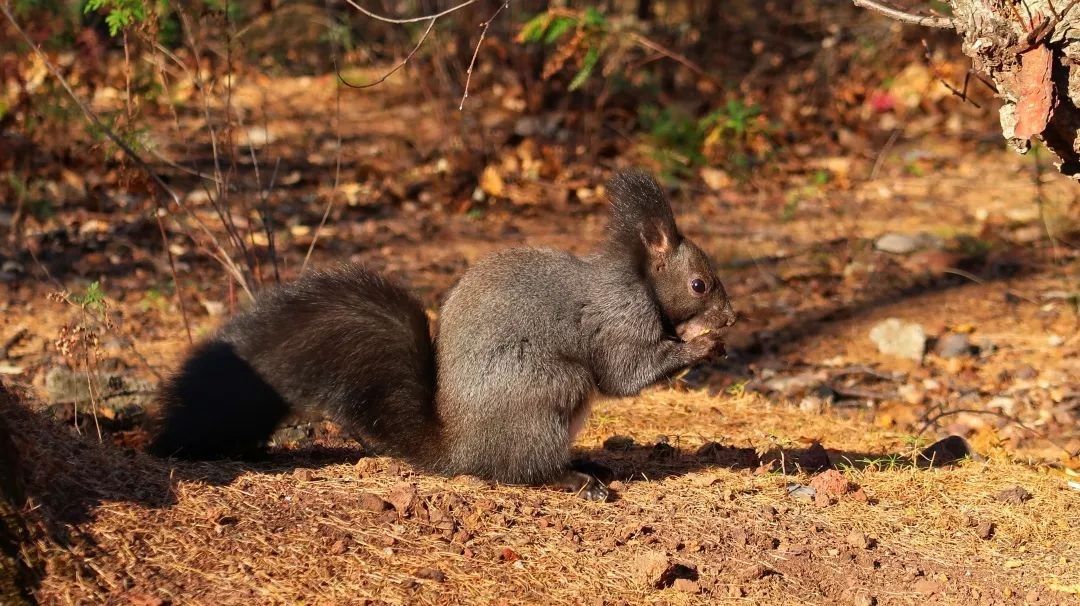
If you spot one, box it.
[787,483,817,501]
[355,458,379,474]
[935,333,974,358]
[799,442,832,472]
[631,551,669,586]
[846,530,873,550]
[917,435,978,468]
[995,485,1032,504]
[0,363,23,375]
[987,396,1017,416]
[898,384,925,405]
[1014,365,1038,380]
[358,493,390,513]
[125,592,167,606]
[854,594,876,606]
[513,116,542,136]
[874,233,919,254]
[293,468,313,482]
[649,441,676,460]
[386,483,419,516]
[809,469,853,497]
[869,318,926,362]
[764,372,822,396]
[200,299,226,317]
[739,563,774,581]
[700,167,732,191]
[914,579,941,595]
[671,578,700,594]
[415,568,446,582]
[658,563,697,588]
[608,480,627,492]
[815,491,837,508]
[976,521,995,540]
[45,366,91,404]
[603,435,635,451]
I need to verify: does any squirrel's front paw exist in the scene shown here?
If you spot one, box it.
[685,331,725,362]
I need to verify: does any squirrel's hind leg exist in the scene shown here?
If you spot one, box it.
[548,468,610,502]
[568,458,615,484]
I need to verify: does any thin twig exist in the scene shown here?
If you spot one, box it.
[260,158,282,283]
[155,207,193,344]
[852,0,954,28]
[921,40,982,108]
[942,268,1040,305]
[303,57,345,273]
[342,0,480,24]
[630,33,722,87]
[177,7,256,296]
[869,128,901,180]
[460,1,510,110]
[338,17,437,89]
[917,407,1075,458]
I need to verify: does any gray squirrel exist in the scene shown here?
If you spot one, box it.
[149,169,736,501]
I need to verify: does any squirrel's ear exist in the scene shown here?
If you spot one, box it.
[638,218,676,258]
[606,169,681,258]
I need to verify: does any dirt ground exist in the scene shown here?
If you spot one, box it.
[1,65,1079,605]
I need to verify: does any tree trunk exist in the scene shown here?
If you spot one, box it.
[857,0,1080,178]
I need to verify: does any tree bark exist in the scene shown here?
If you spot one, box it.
[856,0,1080,178]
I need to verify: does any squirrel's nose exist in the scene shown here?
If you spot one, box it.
[721,301,737,327]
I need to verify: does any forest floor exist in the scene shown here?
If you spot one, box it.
[1,66,1079,605]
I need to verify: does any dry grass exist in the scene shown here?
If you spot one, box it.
[3,382,1077,606]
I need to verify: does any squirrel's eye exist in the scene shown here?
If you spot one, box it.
[690,278,707,294]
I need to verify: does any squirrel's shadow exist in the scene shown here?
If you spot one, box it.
[0,378,935,554]
[570,442,898,485]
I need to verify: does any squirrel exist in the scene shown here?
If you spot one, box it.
[149,169,736,501]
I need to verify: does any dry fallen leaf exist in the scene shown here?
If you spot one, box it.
[480,165,505,198]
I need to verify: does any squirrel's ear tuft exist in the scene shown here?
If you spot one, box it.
[605,169,681,258]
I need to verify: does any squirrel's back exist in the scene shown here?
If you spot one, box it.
[149,265,441,462]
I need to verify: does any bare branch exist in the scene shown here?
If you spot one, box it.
[460,1,510,110]
[852,0,953,28]
[339,17,437,89]
[630,32,721,87]
[304,58,345,273]
[341,0,480,24]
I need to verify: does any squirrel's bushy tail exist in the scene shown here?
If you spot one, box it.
[148,265,441,464]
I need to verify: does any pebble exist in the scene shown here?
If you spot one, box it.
[874,233,919,254]
[847,530,872,550]
[917,435,978,468]
[603,435,635,451]
[869,318,926,362]
[935,333,973,358]
[995,485,1032,504]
